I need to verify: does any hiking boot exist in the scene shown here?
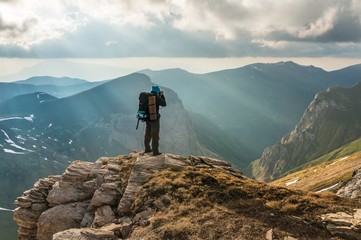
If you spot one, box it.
[144,149,152,153]
[153,152,162,156]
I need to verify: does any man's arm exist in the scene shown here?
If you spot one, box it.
[157,92,166,107]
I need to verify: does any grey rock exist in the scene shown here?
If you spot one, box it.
[13,207,42,229]
[47,181,83,205]
[31,203,48,211]
[37,202,88,240]
[90,184,119,207]
[53,228,115,240]
[322,209,361,239]
[14,152,247,240]
[92,205,116,228]
[337,168,361,198]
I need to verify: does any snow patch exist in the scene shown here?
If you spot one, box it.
[16,135,26,141]
[4,149,25,154]
[253,66,263,71]
[28,136,37,141]
[285,178,299,186]
[33,145,36,148]
[0,114,34,122]
[44,158,48,161]
[42,146,47,149]
[48,123,53,128]
[316,183,339,193]
[0,117,23,121]
[1,129,33,152]
[0,207,14,212]
[69,139,73,144]
[330,156,350,166]
[24,114,34,122]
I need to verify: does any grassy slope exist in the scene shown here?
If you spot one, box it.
[129,166,360,240]
[271,138,361,192]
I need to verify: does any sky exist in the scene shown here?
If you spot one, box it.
[0,0,361,80]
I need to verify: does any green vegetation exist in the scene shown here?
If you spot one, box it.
[256,83,361,181]
[310,137,361,166]
[286,137,361,175]
[272,149,361,192]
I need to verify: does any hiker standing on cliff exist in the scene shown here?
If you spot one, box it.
[144,85,166,156]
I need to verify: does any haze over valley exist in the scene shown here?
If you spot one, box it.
[2,0,361,239]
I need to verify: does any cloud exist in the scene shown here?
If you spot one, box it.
[0,0,360,58]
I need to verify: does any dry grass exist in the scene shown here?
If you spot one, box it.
[271,151,361,192]
[129,166,361,240]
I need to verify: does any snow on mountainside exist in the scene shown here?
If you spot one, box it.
[0,73,213,214]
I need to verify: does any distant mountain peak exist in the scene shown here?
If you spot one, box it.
[15,76,89,87]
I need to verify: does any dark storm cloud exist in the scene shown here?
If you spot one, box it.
[0,0,361,58]
[315,11,361,42]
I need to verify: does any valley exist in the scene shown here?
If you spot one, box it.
[1,62,361,239]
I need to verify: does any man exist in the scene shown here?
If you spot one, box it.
[144,85,166,156]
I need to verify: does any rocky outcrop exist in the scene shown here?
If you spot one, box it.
[322,209,361,239]
[13,152,241,240]
[254,83,361,181]
[13,151,361,239]
[337,168,361,199]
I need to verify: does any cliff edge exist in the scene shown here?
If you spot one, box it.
[14,152,361,239]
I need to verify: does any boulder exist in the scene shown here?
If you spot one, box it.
[337,168,361,198]
[53,228,115,240]
[92,205,116,227]
[322,209,361,239]
[37,202,89,240]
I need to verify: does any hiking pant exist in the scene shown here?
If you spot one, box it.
[144,119,160,154]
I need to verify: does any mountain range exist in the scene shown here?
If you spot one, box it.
[141,62,361,162]
[1,61,361,239]
[253,82,361,181]
[0,73,218,210]
[0,76,104,102]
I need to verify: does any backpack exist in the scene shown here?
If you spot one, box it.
[136,92,157,129]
